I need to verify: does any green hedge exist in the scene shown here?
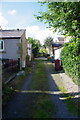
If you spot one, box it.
[61,40,80,85]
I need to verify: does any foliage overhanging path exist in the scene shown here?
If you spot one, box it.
[36,2,80,38]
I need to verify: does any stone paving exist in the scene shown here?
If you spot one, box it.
[52,63,80,97]
[59,72,79,94]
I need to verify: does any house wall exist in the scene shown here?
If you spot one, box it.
[46,47,53,56]
[54,48,62,60]
[21,31,27,68]
[28,43,32,61]
[0,38,20,60]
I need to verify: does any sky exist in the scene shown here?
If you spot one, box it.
[0,0,63,45]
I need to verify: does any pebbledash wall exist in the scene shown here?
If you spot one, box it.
[21,31,27,68]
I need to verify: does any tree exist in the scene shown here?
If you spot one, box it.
[35,2,80,84]
[39,45,47,57]
[40,48,47,54]
[36,2,80,40]
[44,36,53,55]
[27,37,41,57]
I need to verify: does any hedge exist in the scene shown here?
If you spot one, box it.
[61,40,80,85]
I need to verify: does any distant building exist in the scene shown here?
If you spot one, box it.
[27,43,32,61]
[0,29,27,69]
[52,37,64,60]
[55,37,64,43]
[52,36,69,60]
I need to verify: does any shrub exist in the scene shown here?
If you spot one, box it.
[47,56,51,61]
[61,39,80,85]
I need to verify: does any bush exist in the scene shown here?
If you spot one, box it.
[61,40,80,85]
[2,86,14,106]
[47,56,51,61]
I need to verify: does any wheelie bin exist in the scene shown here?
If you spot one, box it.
[55,59,61,71]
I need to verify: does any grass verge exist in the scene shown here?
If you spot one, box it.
[9,66,32,90]
[32,94,55,118]
[30,61,48,90]
[29,61,56,118]
[2,85,15,106]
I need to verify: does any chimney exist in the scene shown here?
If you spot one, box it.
[17,28,19,31]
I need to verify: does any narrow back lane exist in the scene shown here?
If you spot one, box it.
[2,60,78,119]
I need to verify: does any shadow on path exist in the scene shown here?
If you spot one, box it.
[45,62,79,118]
[2,61,79,119]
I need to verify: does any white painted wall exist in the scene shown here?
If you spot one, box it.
[46,47,49,54]
[54,48,62,60]
[27,43,32,61]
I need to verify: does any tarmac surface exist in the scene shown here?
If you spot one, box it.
[2,58,79,119]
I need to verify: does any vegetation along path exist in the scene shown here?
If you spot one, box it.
[3,60,78,119]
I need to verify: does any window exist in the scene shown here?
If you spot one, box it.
[0,40,4,51]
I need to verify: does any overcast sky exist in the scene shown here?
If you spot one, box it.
[0,1,63,44]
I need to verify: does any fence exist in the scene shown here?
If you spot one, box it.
[0,59,20,84]
[2,59,19,69]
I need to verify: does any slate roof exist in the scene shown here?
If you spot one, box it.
[0,29,26,39]
[52,42,64,47]
[57,37,64,42]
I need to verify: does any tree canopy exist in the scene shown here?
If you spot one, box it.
[27,37,41,57]
[36,2,80,40]
[44,36,53,48]
[44,36,53,55]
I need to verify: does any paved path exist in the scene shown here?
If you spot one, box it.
[2,60,78,119]
[45,62,78,118]
[52,63,80,94]
[59,72,79,93]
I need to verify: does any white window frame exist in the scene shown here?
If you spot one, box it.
[0,40,4,51]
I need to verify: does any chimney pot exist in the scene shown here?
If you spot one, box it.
[17,28,19,31]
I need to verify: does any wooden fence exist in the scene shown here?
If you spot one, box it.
[0,59,20,84]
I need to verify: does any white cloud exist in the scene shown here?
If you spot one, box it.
[8,9,17,15]
[35,28,55,44]
[0,12,8,29]
[26,26,40,38]
[26,26,57,45]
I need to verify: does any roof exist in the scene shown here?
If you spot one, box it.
[0,29,26,39]
[57,37,64,42]
[52,43,64,47]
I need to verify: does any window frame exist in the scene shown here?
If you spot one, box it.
[0,40,4,51]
